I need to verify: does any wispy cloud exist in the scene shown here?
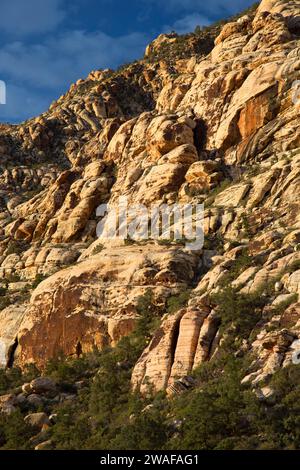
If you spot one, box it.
[0,29,149,122]
[0,31,149,89]
[0,0,66,37]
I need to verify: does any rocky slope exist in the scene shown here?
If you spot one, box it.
[0,0,300,411]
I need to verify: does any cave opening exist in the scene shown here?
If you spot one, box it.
[193,118,208,155]
[76,341,83,358]
[6,337,18,369]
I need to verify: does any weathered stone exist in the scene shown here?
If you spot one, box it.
[0,0,299,397]
[13,245,197,367]
[131,309,185,394]
[35,440,53,451]
[30,377,57,394]
[169,308,208,382]
[193,310,220,366]
[24,412,50,429]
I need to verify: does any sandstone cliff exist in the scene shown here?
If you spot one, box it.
[0,0,299,402]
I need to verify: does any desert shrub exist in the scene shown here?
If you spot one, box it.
[211,287,265,339]
[203,232,224,252]
[0,286,7,296]
[0,409,34,449]
[205,179,232,206]
[0,296,11,311]
[6,273,21,283]
[0,364,40,395]
[109,405,169,450]
[167,358,260,450]
[257,365,300,449]
[6,240,29,256]
[45,354,95,384]
[167,290,191,314]
[49,290,163,449]
[272,294,298,316]
[91,244,104,255]
[0,369,22,394]
[166,357,300,450]
[31,273,47,289]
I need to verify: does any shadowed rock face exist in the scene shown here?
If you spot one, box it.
[0,1,300,393]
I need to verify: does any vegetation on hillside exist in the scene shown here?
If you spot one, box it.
[144,2,259,64]
[0,285,300,450]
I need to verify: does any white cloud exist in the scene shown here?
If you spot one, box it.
[165,13,211,34]
[0,0,66,37]
[0,29,149,121]
[0,30,149,89]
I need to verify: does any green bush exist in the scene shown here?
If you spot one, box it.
[0,364,40,395]
[91,244,104,255]
[48,290,163,449]
[211,286,265,339]
[0,409,34,449]
[167,290,191,314]
[0,286,7,296]
[31,273,47,289]
[2,339,300,450]
[6,240,29,256]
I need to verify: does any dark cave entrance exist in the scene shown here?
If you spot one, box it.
[6,337,18,369]
[193,118,208,155]
[76,341,83,358]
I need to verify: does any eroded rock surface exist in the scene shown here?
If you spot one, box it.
[0,1,299,396]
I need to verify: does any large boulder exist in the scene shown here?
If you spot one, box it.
[30,377,57,394]
[24,412,50,429]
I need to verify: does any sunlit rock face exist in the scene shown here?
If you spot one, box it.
[0,1,299,395]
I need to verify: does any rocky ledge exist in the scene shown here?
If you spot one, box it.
[0,0,299,403]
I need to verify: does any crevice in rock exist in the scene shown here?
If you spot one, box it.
[6,336,18,369]
[169,316,181,371]
[75,341,82,358]
[149,328,165,352]
[207,325,221,360]
[193,118,208,155]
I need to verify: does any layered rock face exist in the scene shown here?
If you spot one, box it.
[0,0,300,396]
[16,246,198,368]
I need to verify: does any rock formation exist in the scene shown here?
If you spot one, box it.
[0,0,299,399]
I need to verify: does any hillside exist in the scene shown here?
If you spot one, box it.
[0,0,300,450]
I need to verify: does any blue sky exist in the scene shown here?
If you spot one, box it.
[0,0,255,123]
